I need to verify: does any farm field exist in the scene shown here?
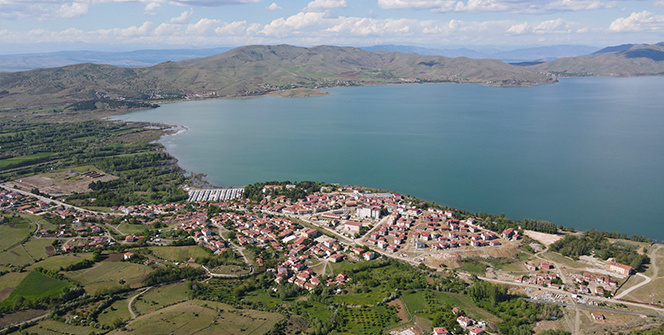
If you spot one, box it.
[0,152,54,170]
[65,261,151,295]
[27,254,94,272]
[335,305,400,334]
[0,309,48,329]
[0,272,29,303]
[112,299,284,335]
[14,319,99,335]
[116,223,149,236]
[148,246,210,263]
[0,271,73,308]
[97,296,132,328]
[0,221,33,253]
[132,281,191,315]
[437,292,501,325]
[0,238,53,267]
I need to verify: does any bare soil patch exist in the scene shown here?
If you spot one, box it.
[104,253,125,262]
[524,230,562,246]
[0,287,13,302]
[15,168,117,197]
[387,298,409,323]
[45,246,55,256]
[532,320,564,334]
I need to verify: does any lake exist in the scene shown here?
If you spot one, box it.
[116,77,664,240]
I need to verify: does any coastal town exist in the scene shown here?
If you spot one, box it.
[1,180,662,335]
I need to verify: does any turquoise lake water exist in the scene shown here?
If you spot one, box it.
[117,77,664,240]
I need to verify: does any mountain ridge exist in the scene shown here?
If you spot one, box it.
[0,44,555,111]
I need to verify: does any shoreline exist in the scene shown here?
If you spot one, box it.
[102,78,663,242]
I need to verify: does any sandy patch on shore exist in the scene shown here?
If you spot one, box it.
[524,230,562,246]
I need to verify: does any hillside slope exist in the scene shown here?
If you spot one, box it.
[529,42,664,77]
[0,45,553,111]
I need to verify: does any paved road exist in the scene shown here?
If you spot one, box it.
[0,183,108,216]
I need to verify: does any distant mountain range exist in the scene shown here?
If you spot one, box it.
[0,44,599,72]
[362,44,600,62]
[0,47,233,72]
[0,44,555,111]
[531,42,664,76]
[0,42,662,112]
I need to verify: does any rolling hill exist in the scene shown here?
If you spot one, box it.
[528,42,664,77]
[0,44,554,111]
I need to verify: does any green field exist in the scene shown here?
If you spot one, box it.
[0,152,54,170]
[0,221,34,253]
[437,292,501,324]
[0,238,54,267]
[116,223,150,236]
[27,254,93,272]
[336,305,400,335]
[0,271,73,307]
[133,281,191,315]
[148,246,210,263]
[401,291,430,314]
[114,299,284,335]
[97,296,132,328]
[65,261,151,295]
[0,272,29,303]
[16,319,98,335]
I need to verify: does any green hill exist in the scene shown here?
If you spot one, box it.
[529,42,664,77]
[0,44,554,111]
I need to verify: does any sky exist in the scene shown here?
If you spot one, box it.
[1,0,663,54]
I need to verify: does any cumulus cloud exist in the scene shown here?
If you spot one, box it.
[170,0,261,6]
[267,2,282,10]
[304,0,348,11]
[378,0,615,13]
[58,2,89,18]
[215,21,248,35]
[170,8,193,24]
[507,18,576,34]
[609,11,664,32]
[144,2,161,11]
[261,11,326,36]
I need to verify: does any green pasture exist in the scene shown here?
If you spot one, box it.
[65,261,151,295]
[148,246,209,263]
[336,305,399,335]
[0,271,73,307]
[116,300,284,335]
[132,281,191,315]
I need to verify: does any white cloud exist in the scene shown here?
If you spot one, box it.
[507,18,576,34]
[267,2,282,10]
[144,2,161,11]
[170,8,193,24]
[609,11,664,32]
[58,2,90,18]
[378,0,616,13]
[170,0,261,6]
[377,0,456,10]
[186,18,224,34]
[260,11,326,36]
[325,17,417,35]
[215,21,248,35]
[305,0,348,11]
[655,0,664,7]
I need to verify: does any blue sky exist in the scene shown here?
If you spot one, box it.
[1,0,663,54]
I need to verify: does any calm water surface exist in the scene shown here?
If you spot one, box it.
[117,77,664,240]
